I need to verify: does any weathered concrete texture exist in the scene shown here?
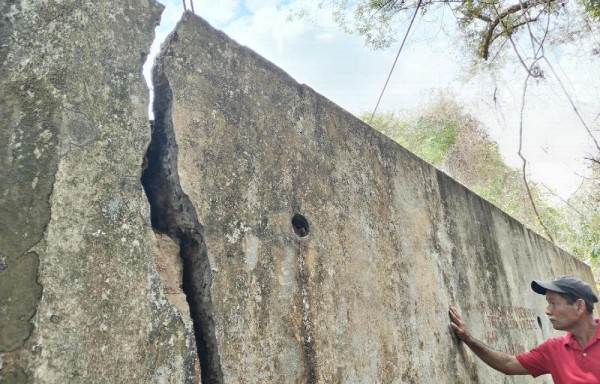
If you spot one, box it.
[156,13,598,383]
[0,252,41,353]
[1,1,197,382]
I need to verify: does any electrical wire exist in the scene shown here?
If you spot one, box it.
[368,0,423,125]
[182,0,195,13]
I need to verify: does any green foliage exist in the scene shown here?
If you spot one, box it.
[556,212,600,263]
[363,95,600,271]
[558,162,600,270]
[583,0,600,17]
[296,0,599,63]
[395,118,459,165]
[362,95,463,166]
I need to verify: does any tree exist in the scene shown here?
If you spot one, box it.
[560,157,600,279]
[299,0,599,64]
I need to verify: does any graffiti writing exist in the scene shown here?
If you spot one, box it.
[476,302,538,330]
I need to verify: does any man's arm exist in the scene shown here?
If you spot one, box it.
[448,306,529,375]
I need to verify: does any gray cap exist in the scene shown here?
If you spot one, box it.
[532,275,599,308]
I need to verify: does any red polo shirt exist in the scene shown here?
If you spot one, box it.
[516,319,600,383]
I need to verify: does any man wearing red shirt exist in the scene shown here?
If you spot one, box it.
[449,275,600,383]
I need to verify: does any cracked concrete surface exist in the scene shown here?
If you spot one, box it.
[1,3,598,384]
[142,67,223,384]
[1,1,197,382]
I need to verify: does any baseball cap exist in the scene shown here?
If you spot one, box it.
[531,275,599,308]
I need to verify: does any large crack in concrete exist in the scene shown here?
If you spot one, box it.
[141,66,224,384]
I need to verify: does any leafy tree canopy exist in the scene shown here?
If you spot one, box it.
[298,0,599,64]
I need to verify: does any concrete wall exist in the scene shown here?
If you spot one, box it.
[0,1,197,382]
[151,13,598,383]
[0,3,597,383]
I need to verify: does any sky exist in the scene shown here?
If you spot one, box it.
[143,0,600,200]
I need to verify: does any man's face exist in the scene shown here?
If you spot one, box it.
[545,290,580,331]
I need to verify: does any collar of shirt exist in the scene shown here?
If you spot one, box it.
[564,319,600,350]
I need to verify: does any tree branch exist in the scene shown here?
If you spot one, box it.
[474,13,494,22]
[542,57,600,153]
[585,157,600,166]
[370,0,401,17]
[479,0,553,59]
[539,184,586,218]
[518,72,555,242]
[489,18,538,46]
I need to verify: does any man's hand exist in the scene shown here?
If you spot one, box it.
[447,305,529,375]
[449,306,471,343]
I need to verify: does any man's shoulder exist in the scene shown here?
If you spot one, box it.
[536,334,567,350]
[516,334,566,357]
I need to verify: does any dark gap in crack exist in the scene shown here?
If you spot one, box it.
[141,64,224,384]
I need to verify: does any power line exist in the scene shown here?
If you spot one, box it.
[368,0,422,125]
[182,0,195,13]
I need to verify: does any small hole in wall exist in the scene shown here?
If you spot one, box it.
[537,316,542,330]
[292,214,310,237]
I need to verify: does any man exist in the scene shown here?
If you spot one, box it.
[449,275,600,383]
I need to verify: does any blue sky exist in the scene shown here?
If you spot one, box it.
[144,0,600,199]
